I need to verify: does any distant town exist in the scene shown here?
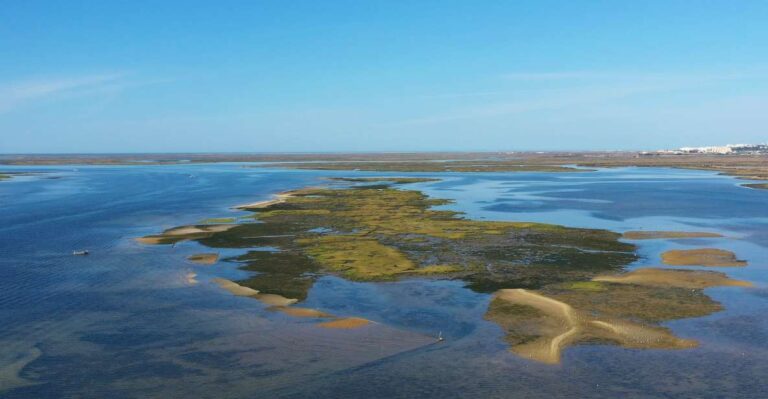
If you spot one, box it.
[642,143,768,156]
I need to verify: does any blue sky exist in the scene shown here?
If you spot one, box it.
[1,1,767,153]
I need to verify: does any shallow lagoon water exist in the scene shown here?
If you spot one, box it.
[0,165,766,398]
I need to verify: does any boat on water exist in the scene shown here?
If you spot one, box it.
[72,250,89,256]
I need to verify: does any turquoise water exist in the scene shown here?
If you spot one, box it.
[0,165,766,398]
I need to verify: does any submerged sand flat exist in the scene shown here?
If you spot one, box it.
[272,306,334,318]
[187,253,219,265]
[316,317,371,329]
[186,271,199,285]
[661,248,747,267]
[594,268,752,289]
[486,289,698,364]
[622,231,723,240]
[0,347,42,392]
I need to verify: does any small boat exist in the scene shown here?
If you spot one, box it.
[437,331,444,342]
[73,250,89,256]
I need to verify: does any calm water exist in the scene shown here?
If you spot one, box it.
[0,165,766,398]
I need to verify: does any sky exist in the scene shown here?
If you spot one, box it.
[1,1,767,153]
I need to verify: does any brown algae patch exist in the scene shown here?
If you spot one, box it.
[317,317,371,329]
[594,268,752,289]
[187,253,219,265]
[622,231,723,240]
[661,248,747,267]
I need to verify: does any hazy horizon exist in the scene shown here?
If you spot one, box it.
[2,1,767,153]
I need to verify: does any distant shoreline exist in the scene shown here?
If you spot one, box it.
[2,152,766,188]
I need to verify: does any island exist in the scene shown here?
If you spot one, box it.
[138,177,752,364]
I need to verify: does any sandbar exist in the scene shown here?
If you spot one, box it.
[272,306,333,318]
[661,248,747,267]
[254,293,298,307]
[316,317,371,329]
[187,253,219,265]
[487,288,697,364]
[136,224,236,245]
[594,268,751,289]
[213,278,260,296]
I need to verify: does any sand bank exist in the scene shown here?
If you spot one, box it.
[661,248,747,267]
[254,293,298,307]
[622,231,723,240]
[487,288,698,364]
[594,268,752,289]
[317,317,371,329]
[272,306,333,318]
[213,278,260,296]
[187,253,219,265]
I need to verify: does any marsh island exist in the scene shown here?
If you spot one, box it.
[138,177,750,364]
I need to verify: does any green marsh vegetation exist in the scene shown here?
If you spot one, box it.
[142,179,636,297]
[139,178,751,363]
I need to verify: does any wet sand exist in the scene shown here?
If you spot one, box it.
[661,248,747,267]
